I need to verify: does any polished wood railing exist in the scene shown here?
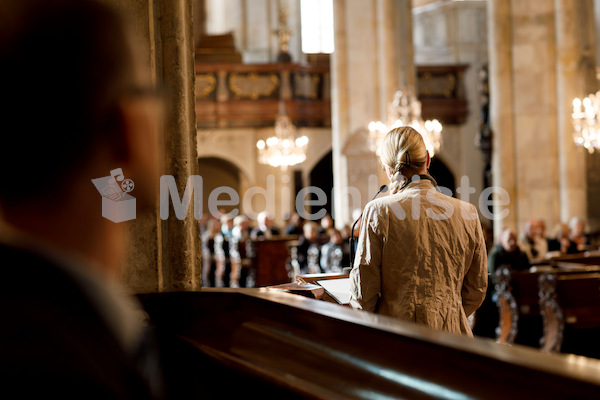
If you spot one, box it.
[140,289,600,399]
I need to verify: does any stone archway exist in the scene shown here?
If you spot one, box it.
[198,156,242,216]
[429,156,456,196]
[308,151,334,217]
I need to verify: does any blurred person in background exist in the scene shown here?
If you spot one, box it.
[320,228,345,273]
[251,211,280,239]
[569,217,591,251]
[519,219,548,262]
[0,0,166,397]
[547,223,578,255]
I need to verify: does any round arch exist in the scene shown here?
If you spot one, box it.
[429,155,456,196]
[197,150,255,187]
[197,156,244,216]
[304,142,333,177]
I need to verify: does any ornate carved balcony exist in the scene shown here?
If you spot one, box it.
[195,63,331,129]
[417,64,469,125]
[194,62,468,128]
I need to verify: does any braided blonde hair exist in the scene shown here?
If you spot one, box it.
[379,126,428,194]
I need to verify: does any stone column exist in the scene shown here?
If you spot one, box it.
[488,0,517,238]
[555,0,593,224]
[156,0,202,290]
[331,0,414,227]
[395,0,416,94]
[488,0,596,239]
[331,0,351,227]
[108,0,200,292]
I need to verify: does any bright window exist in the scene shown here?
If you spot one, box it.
[300,0,334,54]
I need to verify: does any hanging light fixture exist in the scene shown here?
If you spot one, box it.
[572,94,600,153]
[368,89,442,157]
[256,103,309,170]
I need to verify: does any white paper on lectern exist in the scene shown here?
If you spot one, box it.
[315,278,351,304]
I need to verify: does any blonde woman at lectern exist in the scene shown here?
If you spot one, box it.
[349,127,488,336]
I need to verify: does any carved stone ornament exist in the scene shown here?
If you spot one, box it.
[294,73,320,99]
[229,72,280,100]
[417,72,457,98]
[494,265,519,345]
[195,73,217,99]
[538,273,565,353]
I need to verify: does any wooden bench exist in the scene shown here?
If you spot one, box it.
[494,264,600,354]
[539,271,600,355]
[138,289,600,399]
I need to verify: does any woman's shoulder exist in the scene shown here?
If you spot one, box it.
[365,194,406,212]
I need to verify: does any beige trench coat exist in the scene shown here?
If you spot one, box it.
[349,179,488,336]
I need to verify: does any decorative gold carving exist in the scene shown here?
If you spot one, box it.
[494,265,519,345]
[273,6,292,53]
[538,273,564,353]
[229,72,280,99]
[418,72,457,98]
[195,73,216,99]
[294,73,320,99]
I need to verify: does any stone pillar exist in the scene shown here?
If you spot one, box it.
[331,0,351,227]
[512,0,560,234]
[331,0,414,227]
[555,0,593,224]
[395,0,416,94]
[488,0,517,238]
[489,0,597,240]
[156,0,202,290]
[108,0,200,292]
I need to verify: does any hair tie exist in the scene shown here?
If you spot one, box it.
[400,151,411,167]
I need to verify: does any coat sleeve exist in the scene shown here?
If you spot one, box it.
[461,215,488,317]
[349,204,384,312]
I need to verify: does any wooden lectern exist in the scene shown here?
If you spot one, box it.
[252,237,295,287]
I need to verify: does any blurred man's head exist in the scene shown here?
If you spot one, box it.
[329,229,342,245]
[524,219,540,239]
[320,214,333,231]
[303,221,318,241]
[569,217,585,238]
[501,229,518,253]
[553,223,570,240]
[537,218,546,238]
[0,0,159,213]
[0,0,161,276]
[257,211,272,229]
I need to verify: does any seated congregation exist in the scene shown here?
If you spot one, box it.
[474,216,600,358]
[200,211,352,288]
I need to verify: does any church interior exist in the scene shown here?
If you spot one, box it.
[4,0,600,398]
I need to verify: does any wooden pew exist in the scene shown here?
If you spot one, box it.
[494,266,547,346]
[494,264,600,351]
[539,271,600,356]
[138,289,600,399]
[544,250,600,267]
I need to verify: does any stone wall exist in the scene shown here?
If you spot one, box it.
[488,0,597,239]
[413,0,488,222]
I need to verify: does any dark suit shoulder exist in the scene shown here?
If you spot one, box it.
[0,244,154,399]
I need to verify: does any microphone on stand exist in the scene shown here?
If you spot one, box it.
[347,185,388,272]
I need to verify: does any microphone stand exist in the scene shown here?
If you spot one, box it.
[348,185,388,270]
